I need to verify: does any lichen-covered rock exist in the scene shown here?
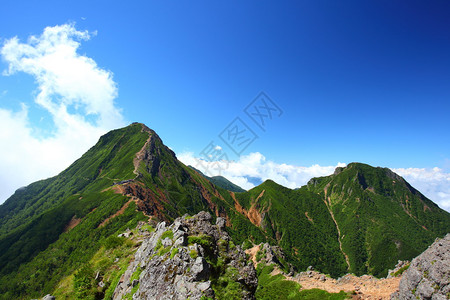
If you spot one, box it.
[387,260,410,278]
[252,242,294,275]
[113,212,257,300]
[391,233,449,300]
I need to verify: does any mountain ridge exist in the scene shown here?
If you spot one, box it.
[187,165,246,193]
[0,122,448,299]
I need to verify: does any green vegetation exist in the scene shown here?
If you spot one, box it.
[73,265,97,300]
[192,236,247,300]
[392,264,410,277]
[0,124,149,299]
[188,234,213,249]
[307,163,450,277]
[212,266,243,299]
[0,193,146,299]
[189,249,198,259]
[131,267,142,282]
[103,235,126,250]
[140,224,155,233]
[256,248,266,262]
[1,123,449,298]
[242,239,253,250]
[161,229,174,240]
[296,289,350,300]
[170,247,179,259]
[52,228,139,300]
[155,229,175,256]
[158,246,172,256]
[239,180,348,277]
[124,267,143,300]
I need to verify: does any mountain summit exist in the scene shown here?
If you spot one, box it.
[307,162,450,276]
[0,123,448,299]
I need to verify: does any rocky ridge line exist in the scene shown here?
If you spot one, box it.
[113,211,257,300]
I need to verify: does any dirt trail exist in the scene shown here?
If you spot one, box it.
[133,130,152,177]
[98,198,135,228]
[245,244,261,266]
[289,271,400,300]
[245,245,400,300]
[325,197,351,270]
[63,216,81,232]
[323,185,351,270]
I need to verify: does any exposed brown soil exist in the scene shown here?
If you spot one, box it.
[245,244,400,300]
[189,176,230,222]
[133,129,152,177]
[63,216,81,232]
[245,244,261,266]
[121,182,167,220]
[230,191,264,227]
[248,205,262,227]
[290,271,400,300]
[305,211,314,223]
[98,199,134,228]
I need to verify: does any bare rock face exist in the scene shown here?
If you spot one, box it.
[387,260,410,279]
[113,212,257,300]
[391,233,449,300]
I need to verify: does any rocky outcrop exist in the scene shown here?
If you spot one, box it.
[387,260,410,278]
[391,233,449,300]
[113,212,257,300]
[253,243,293,274]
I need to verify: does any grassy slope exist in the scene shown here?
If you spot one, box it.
[0,124,148,238]
[0,123,262,299]
[307,163,450,277]
[255,264,350,300]
[1,124,449,298]
[233,180,348,277]
[0,124,149,299]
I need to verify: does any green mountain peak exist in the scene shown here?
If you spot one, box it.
[0,123,448,299]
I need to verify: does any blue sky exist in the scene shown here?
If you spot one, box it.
[0,1,449,210]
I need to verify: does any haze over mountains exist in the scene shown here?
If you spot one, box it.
[0,123,448,299]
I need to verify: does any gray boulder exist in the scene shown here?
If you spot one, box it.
[113,211,257,300]
[391,233,449,300]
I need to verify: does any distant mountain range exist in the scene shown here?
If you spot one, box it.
[187,166,246,193]
[0,123,448,299]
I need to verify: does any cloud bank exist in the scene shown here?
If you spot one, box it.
[178,151,347,190]
[0,23,125,203]
[392,167,450,212]
[178,152,450,212]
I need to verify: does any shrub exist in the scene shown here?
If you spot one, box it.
[103,236,125,250]
[189,249,198,259]
[73,266,96,300]
[393,264,410,277]
[161,230,174,240]
[170,247,179,259]
[188,234,213,249]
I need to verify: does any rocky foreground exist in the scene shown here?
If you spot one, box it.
[391,233,449,300]
[109,211,449,300]
[113,212,257,300]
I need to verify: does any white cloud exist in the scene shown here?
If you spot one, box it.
[0,23,126,203]
[392,167,450,212]
[178,151,346,191]
[178,152,450,212]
